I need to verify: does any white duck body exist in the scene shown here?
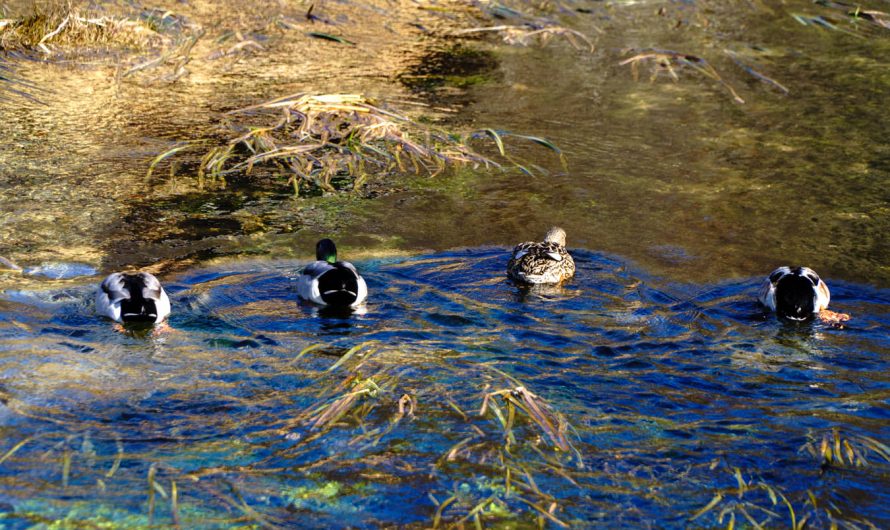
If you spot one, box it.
[96,272,171,324]
[758,266,830,320]
[507,227,576,284]
[296,239,367,307]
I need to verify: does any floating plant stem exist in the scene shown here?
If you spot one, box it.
[171,480,181,529]
[724,49,789,94]
[327,341,378,372]
[481,386,574,452]
[620,49,745,104]
[0,436,32,464]
[147,143,194,178]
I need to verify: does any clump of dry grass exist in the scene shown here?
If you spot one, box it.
[0,4,167,54]
[152,93,562,195]
[0,4,202,85]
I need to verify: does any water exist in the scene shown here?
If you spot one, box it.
[1,0,888,285]
[1,0,889,526]
[0,250,887,527]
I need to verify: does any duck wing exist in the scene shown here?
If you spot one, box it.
[302,260,334,278]
[510,241,536,261]
[100,273,131,303]
[758,267,790,311]
[757,276,777,311]
[298,261,332,304]
[538,241,566,262]
[137,272,165,301]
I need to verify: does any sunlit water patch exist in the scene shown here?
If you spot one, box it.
[0,249,887,528]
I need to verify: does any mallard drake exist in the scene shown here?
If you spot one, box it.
[758,266,833,321]
[507,227,576,284]
[297,238,367,307]
[96,272,171,324]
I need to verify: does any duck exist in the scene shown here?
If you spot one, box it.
[297,238,367,307]
[758,266,833,321]
[96,272,171,324]
[507,227,575,284]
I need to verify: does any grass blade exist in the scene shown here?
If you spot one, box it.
[307,32,355,46]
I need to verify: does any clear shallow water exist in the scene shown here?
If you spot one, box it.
[2,0,888,286]
[0,249,887,528]
[1,0,889,526]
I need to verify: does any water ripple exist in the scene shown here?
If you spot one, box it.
[0,249,887,528]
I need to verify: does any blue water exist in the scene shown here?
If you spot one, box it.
[0,249,887,528]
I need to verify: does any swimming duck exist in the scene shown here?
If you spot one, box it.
[96,272,171,324]
[507,227,576,284]
[758,266,832,321]
[297,238,367,307]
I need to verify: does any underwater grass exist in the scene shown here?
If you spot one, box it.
[2,338,887,528]
[723,49,790,95]
[121,25,203,84]
[690,463,882,530]
[801,428,890,469]
[0,55,45,104]
[451,0,599,52]
[453,24,596,52]
[809,1,890,34]
[620,48,746,104]
[151,93,564,195]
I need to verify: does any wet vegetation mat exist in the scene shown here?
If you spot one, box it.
[153,92,562,196]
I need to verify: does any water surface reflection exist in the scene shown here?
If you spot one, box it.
[0,249,887,527]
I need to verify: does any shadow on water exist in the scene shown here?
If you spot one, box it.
[0,248,887,527]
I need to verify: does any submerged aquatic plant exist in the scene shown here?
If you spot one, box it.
[0,56,44,104]
[428,367,583,528]
[152,93,562,195]
[453,0,599,52]
[723,48,789,95]
[690,465,881,530]
[480,385,575,453]
[453,24,596,52]
[809,1,890,33]
[801,429,890,469]
[620,48,745,104]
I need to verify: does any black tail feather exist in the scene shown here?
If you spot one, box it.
[318,267,359,306]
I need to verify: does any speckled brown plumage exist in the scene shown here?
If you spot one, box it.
[507,227,575,284]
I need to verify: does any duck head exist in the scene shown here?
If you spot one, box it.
[543,227,567,247]
[316,239,338,264]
